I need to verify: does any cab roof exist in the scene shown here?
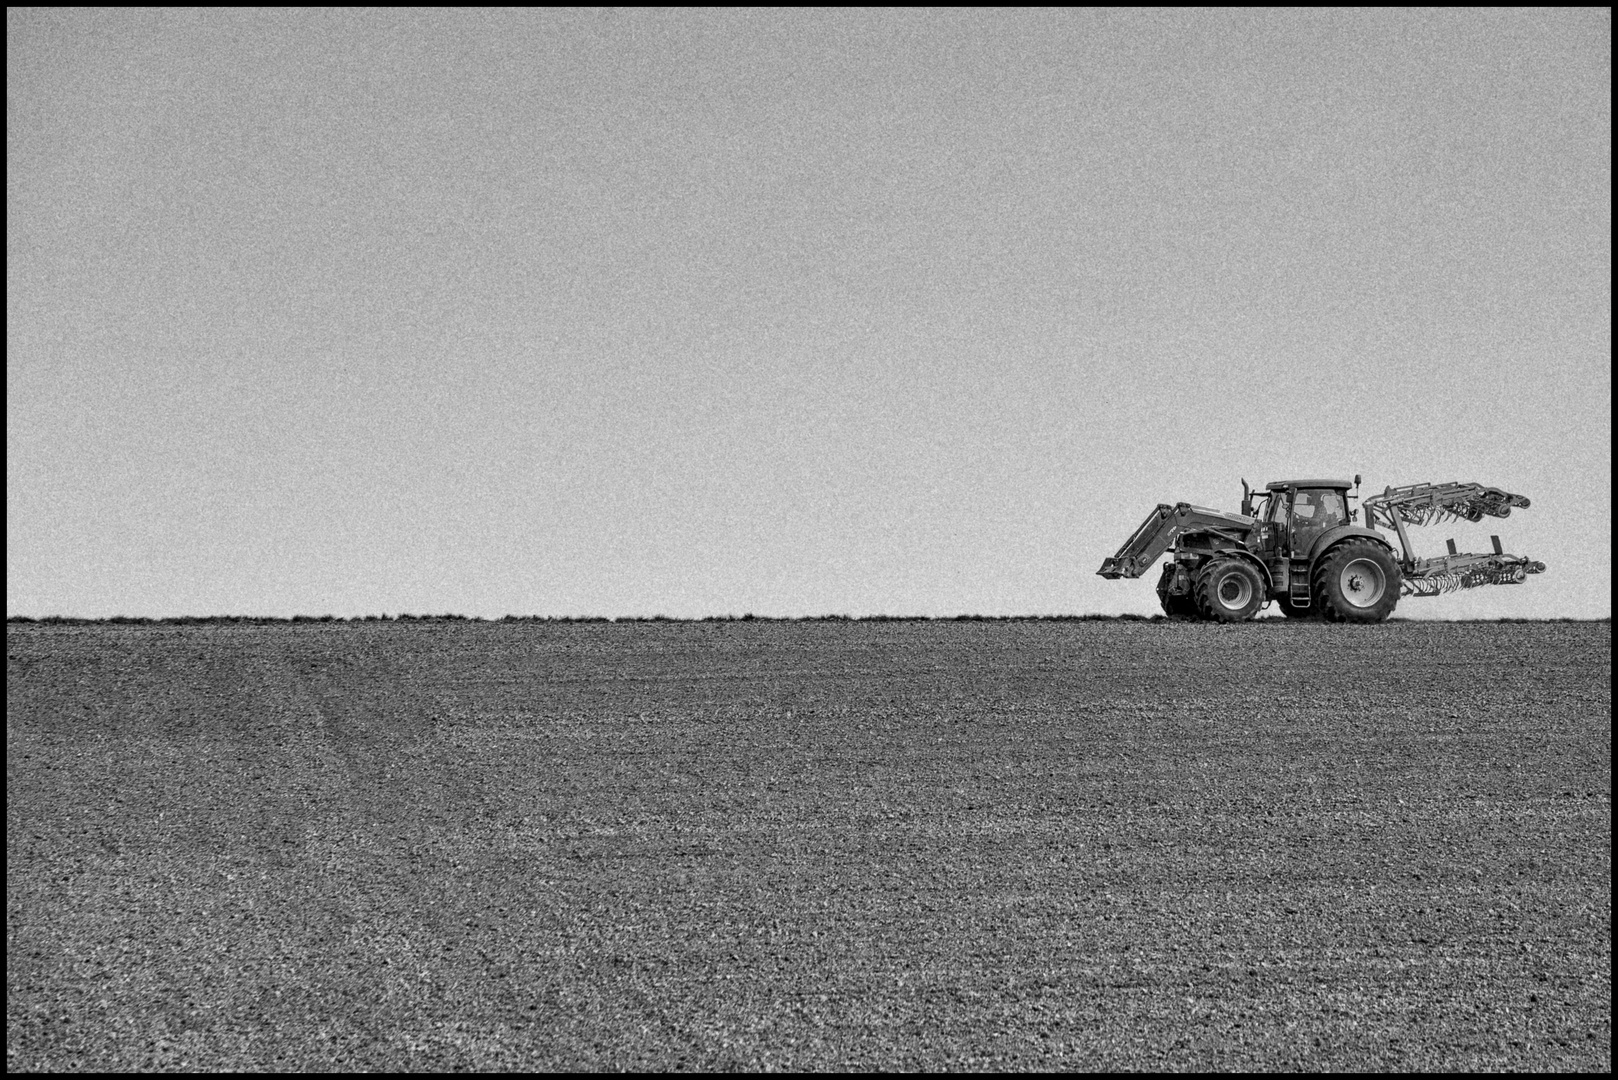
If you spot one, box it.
[1265,479,1353,491]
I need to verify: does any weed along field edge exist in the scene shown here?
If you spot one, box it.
[6,619,1611,1070]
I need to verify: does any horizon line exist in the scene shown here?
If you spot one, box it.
[5,613,1610,626]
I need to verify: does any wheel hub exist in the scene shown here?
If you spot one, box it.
[1217,573,1253,609]
[1339,558,1386,607]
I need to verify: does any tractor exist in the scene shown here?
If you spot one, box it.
[1096,477,1544,623]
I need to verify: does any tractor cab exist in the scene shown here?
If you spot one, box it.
[1243,479,1359,560]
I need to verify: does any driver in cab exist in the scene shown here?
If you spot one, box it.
[1292,490,1346,553]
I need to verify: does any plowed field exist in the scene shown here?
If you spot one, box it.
[7,620,1611,1070]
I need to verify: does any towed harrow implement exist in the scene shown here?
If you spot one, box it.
[1363,482,1545,597]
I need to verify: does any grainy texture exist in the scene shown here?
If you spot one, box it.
[7,620,1611,1071]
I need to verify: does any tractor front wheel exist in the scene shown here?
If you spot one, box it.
[1195,559,1265,623]
[1311,540,1400,623]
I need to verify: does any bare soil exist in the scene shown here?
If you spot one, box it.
[6,620,1611,1070]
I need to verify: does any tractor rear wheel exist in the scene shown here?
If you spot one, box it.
[1194,559,1265,623]
[1311,540,1400,623]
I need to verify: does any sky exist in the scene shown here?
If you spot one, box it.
[7,8,1611,619]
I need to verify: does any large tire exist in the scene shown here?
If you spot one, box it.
[1156,563,1201,619]
[1160,591,1199,619]
[1195,558,1265,623]
[1312,540,1400,623]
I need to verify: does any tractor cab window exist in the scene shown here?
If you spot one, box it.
[1290,490,1346,548]
[1306,491,1346,529]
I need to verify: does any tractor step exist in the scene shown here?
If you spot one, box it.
[1288,561,1311,603]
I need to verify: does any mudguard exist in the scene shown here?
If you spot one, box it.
[1304,525,1395,563]
[1214,547,1274,588]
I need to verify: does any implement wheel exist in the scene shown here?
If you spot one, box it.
[1311,540,1401,623]
[1194,559,1265,623]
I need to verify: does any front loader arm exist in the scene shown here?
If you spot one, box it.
[1097,503,1255,579]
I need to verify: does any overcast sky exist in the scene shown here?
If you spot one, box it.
[8,8,1610,618]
